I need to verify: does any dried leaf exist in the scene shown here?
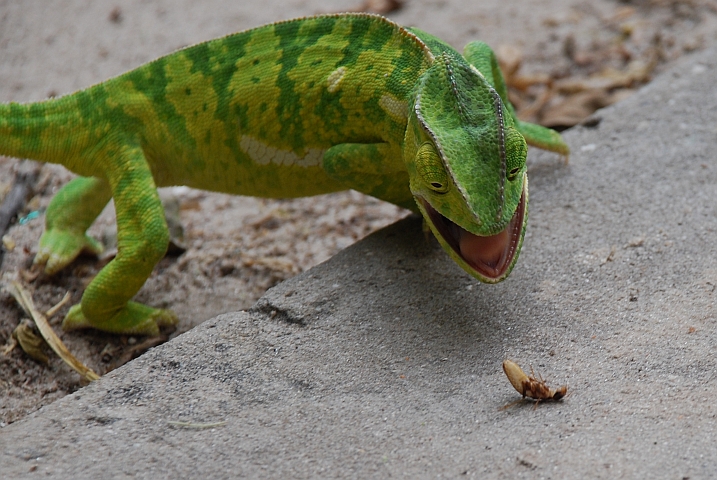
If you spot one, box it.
[355,0,404,14]
[516,87,553,122]
[509,73,552,92]
[7,282,100,382]
[13,320,49,364]
[496,44,523,79]
[554,76,624,94]
[540,89,613,128]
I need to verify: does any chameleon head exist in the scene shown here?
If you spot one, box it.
[405,52,528,283]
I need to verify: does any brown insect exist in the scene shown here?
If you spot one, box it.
[502,359,567,407]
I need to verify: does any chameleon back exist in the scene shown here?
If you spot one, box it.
[0,15,433,201]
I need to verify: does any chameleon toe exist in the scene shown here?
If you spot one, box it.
[35,230,104,275]
[62,302,178,336]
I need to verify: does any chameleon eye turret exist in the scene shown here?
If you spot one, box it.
[505,127,527,182]
[415,143,450,194]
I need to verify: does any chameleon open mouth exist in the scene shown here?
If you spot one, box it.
[420,187,526,281]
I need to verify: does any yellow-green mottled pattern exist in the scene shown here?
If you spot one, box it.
[0,14,432,201]
[151,14,426,199]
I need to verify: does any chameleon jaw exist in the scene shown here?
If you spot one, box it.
[419,185,526,283]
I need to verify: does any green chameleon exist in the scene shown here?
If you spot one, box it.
[0,14,568,336]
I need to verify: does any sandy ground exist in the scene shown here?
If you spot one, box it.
[2,0,717,424]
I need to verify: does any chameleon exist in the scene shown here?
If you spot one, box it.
[0,13,568,336]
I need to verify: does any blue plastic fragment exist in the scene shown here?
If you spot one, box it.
[19,210,41,225]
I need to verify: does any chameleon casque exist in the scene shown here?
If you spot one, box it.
[0,14,568,336]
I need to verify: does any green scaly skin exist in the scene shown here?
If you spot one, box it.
[0,14,568,336]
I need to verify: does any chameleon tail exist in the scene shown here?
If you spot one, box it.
[0,95,92,172]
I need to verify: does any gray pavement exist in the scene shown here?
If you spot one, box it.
[3,3,717,480]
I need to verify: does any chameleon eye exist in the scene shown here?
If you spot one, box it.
[505,127,527,182]
[416,142,449,194]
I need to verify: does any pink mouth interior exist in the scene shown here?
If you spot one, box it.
[421,189,525,280]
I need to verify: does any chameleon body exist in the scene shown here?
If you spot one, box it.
[0,14,568,335]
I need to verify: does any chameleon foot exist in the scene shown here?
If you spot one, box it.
[34,229,104,275]
[62,302,178,336]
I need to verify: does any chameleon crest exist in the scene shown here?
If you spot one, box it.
[0,14,568,335]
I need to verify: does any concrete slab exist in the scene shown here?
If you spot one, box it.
[3,2,717,479]
[2,45,717,478]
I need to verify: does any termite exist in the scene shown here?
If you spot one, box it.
[502,359,567,408]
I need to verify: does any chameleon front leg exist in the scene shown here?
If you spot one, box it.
[34,176,110,274]
[462,41,569,156]
[61,142,177,335]
[322,143,415,211]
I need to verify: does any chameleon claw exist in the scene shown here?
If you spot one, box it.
[34,229,104,275]
[62,302,178,336]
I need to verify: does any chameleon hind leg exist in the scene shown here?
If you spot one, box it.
[462,41,569,157]
[34,176,110,274]
[61,142,177,336]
